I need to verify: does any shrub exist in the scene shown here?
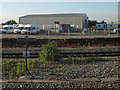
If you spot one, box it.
[2,59,36,79]
[9,70,13,79]
[31,59,35,69]
[68,55,72,61]
[17,63,22,74]
[75,56,78,64]
[40,41,60,61]
[72,57,74,64]
[27,59,30,69]
[21,62,25,73]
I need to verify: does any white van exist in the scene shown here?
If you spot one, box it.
[1,25,17,34]
[21,24,40,34]
[14,24,25,34]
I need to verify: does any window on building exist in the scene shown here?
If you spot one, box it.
[54,22,59,24]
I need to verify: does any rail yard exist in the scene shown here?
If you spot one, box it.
[1,33,119,89]
[1,2,120,89]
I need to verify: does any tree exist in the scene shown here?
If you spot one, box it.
[40,41,60,61]
[89,20,106,27]
[101,20,105,24]
[1,20,17,25]
[119,24,120,28]
[89,20,98,27]
[111,22,114,24]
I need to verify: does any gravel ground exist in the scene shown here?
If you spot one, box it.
[33,61,119,80]
[2,81,119,89]
[2,47,120,53]
[1,33,119,39]
[2,60,119,89]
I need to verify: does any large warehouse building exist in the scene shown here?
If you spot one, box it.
[19,13,89,30]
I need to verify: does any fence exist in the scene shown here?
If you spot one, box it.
[39,24,119,37]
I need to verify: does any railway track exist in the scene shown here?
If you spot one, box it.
[2,37,120,48]
[2,48,120,58]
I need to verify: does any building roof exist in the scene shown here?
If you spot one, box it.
[20,13,88,18]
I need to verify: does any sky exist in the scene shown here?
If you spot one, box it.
[0,0,120,2]
[0,1,119,24]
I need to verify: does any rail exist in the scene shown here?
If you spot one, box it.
[2,50,120,58]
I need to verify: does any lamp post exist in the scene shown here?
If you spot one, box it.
[17,34,36,79]
[68,28,70,37]
[117,24,119,37]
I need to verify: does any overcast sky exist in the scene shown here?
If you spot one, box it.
[0,1,119,24]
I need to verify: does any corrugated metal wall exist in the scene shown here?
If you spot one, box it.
[19,15,88,29]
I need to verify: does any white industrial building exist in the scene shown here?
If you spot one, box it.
[96,24,118,30]
[19,13,89,30]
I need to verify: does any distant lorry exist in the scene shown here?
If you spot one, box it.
[21,24,40,34]
[1,25,17,33]
[14,24,25,34]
